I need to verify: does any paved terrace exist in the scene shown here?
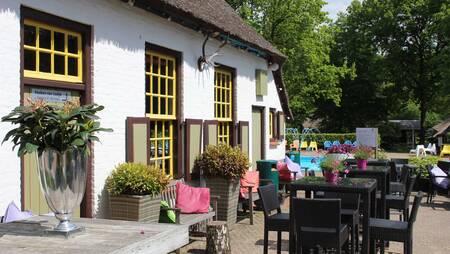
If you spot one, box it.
[181,193,450,254]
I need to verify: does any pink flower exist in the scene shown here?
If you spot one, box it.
[344,169,349,174]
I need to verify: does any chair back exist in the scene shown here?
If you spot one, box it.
[293,198,341,233]
[332,140,341,146]
[344,140,352,145]
[161,178,185,208]
[404,175,417,202]
[399,165,411,184]
[367,160,389,167]
[324,141,332,149]
[323,192,360,210]
[408,192,423,229]
[257,184,280,217]
[389,161,398,181]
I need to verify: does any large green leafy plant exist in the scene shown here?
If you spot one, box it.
[106,163,170,196]
[409,156,440,178]
[2,100,112,156]
[193,144,249,180]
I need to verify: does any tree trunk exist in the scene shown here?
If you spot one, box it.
[206,221,231,254]
[419,100,427,145]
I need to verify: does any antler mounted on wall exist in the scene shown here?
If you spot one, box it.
[197,33,228,71]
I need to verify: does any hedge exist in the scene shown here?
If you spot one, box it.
[286,133,357,148]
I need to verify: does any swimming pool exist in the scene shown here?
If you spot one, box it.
[298,156,324,171]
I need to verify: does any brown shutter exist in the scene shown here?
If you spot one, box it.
[203,120,218,149]
[126,117,151,164]
[238,121,250,158]
[277,112,285,140]
[185,119,203,181]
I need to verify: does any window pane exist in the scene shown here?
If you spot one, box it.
[164,122,170,137]
[39,28,51,49]
[68,57,78,76]
[157,141,163,156]
[160,59,166,76]
[54,54,65,74]
[145,96,150,114]
[54,32,65,52]
[39,52,51,73]
[164,140,170,156]
[145,76,150,93]
[157,121,163,138]
[160,78,166,95]
[152,97,158,114]
[168,79,174,96]
[168,98,173,115]
[145,55,150,72]
[160,98,166,115]
[24,25,36,46]
[68,35,78,54]
[24,49,36,71]
[150,141,155,158]
[168,60,174,77]
[164,159,170,175]
[152,76,158,94]
[150,122,155,138]
[152,56,159,74]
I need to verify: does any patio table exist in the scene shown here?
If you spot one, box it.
[348,165,390,219]
[288,176,377,254]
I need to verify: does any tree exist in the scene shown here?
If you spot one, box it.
[360,0,450,143]
[226,0,353,127]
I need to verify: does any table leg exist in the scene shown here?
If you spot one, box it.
[362,191,371,254]
[289,190,297,254]
[380,177,386,219]
[371,188,377,218]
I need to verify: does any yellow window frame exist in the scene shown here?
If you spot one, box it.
[23,19,83,83]
[145,51,177,120]
[149,120,174,176]
[269,111,273,138]
[215,68,233,145]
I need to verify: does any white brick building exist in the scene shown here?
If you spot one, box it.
[0,0,292,217]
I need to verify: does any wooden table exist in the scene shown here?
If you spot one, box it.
[288,177,377,254]
[348,165,390,219]
[0,216,189,254]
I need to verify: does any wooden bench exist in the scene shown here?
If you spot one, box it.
[160,179,219,226]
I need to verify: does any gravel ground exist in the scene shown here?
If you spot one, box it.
[179,192,450,254]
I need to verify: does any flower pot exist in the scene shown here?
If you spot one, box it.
[37,148,87,233]
[109,194,161,223]
[357,159,368,170]
[326,153,348,162]
[205,177,240,228]
[324,171,339,183]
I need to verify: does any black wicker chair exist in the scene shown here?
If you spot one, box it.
[323,192,360,254]
[386,175,417,221]
[427,165,450,203]
[293,198,350,254]
[390,165,411,194]
[258,184,289,254]
[370,192,423,254]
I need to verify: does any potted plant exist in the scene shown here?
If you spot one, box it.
[326,144,354,161]
[353,146,373,170]
[193,144,248,228]
[1,100,111,233]
[320,157,345,183]
[106,162,170,223]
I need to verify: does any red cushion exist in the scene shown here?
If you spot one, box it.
[277,162,292,181]
[175,182,210,214]
[240,171,260,198]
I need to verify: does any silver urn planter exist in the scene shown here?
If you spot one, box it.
[37,148,87,233]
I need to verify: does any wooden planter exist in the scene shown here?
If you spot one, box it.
[109,194,161,223]
[205,177,240,228]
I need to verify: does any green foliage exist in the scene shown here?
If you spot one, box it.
[286,133,356,148]
[193,144,249,180]
[320,156,345,172]
[106,163,170,196]
[409,156,440,178]
[1,101,112,156]
[226,0,354,126]
[353,146,373,160]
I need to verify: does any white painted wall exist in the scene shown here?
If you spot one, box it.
[0,0,286,217]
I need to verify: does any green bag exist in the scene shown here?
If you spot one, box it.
[159,200,176,223]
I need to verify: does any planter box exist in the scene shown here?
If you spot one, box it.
[205,177,240,228]
[109,194,161,223]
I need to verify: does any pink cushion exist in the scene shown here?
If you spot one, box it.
[277,161,293,181]
[240,171,259,198]
[175,182,210,214]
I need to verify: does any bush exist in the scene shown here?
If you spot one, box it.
[106,163,170,196]
[409,156,440,178]
[193,144,249,180]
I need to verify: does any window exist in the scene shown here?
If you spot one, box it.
[214,68,233,144]
[269,111,274,138]
[23,20,83,83]
[145,51,177,176]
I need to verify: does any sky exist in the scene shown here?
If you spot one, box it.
[323,0,353,21]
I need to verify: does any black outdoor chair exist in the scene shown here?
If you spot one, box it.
[323,192,360,254]
[386,175,417,221]
[293,198,350,254]
[369,192,423,254]
[426,165,450,203]
[390,165,411,194]
[258,184,289,254]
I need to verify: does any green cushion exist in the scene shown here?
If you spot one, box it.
[159,200,176,223]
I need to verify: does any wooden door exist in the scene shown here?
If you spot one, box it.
[252,107,264,169]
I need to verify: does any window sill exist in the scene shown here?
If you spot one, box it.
[269,139,280,149]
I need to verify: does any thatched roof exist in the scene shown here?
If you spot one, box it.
[433,117,450,137]
[122,0,292,119]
